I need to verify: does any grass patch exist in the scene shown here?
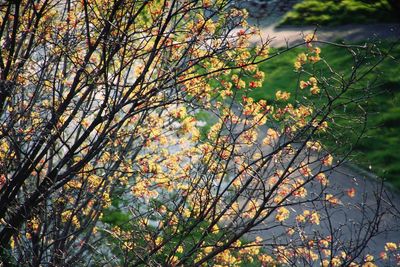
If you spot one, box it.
[280,0,398,26]
[250,43,400,186]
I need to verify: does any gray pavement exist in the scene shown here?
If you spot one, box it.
[251,22,400,47]
[249,162,400,264]
[242,4,400,47]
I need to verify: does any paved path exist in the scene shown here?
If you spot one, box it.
[244,9,400,47]
[248,162,400,264]
[252,22,400,47]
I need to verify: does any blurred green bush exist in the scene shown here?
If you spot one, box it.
[280,0,398,26]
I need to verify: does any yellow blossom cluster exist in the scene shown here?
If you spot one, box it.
[294,34,321,70]
[296,210,320,225]
[300,76,320,95]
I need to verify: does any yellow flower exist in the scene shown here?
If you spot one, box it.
[275,207,290,222]
[211,224,219,234]
[296,214,306,223]
[322,259,329,267]
[240,128,258,145]
[385,242,397,251]
[326,194,341,205]
[276,90,291,101]
[379,251,388,260]
[170,255,179,266]
[29,217,40,231]
[294,53,307,70]
[322,154,333,166]
[331,257,342,266]
[177,245,183,253]
[61,210,80,228]
[287,228,295,235]
[299,163,312,177]
[346,188,356,198]
[310,211,320,225]
[316,173,329,186]
[259,254,274,264]
[102,192,111,208]
[171,106,187,119]
[365,254,374,262]
[236,79,246,89]
[319,239,329,248]
[304,33,317,43]
[155,236,163,246]
[300,80,310,89]
[294,61,302,70]
[310,85,320,95]
[309,54,321,63]
[362,263,377,267]
[262,128,279,146]
[309,77,317,85]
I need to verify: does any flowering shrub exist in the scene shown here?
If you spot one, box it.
[0,0,398,266]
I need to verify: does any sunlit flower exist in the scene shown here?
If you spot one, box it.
[346,188,356,198]
[385,242,398,251]
[275,207,290,222]
[322,154,333,166]
[276,90,291,101]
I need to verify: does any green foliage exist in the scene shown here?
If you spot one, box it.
[194,110,219,140]
[102,188,131,227]
[280,0,398,26]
